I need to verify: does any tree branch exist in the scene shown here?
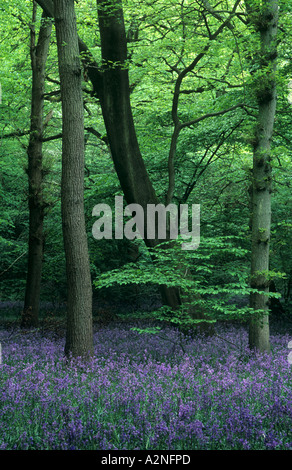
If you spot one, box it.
[166,0,242,204]
[1,129,30,139]
[180,103,245,129]
[0,252,27,277]
[42,133,62,142]
[85,126,109,146]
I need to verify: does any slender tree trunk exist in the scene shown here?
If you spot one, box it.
[247,0,278,352]
[22,4,52,328]
[54,0,93,358]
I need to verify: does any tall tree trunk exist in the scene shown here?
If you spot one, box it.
[22,4,52,328]
[96,0,182,310]
[54,0,93,358]
[246,0,278,352]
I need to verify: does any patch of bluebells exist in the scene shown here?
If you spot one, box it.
[0,323,291,450]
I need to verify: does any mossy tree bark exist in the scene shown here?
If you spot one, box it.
[246,0,278,352]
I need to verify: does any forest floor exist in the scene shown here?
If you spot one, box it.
[0,301,291,451]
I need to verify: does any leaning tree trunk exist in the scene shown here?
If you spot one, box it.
[96,0,182,309]
[96,0,214,333]
[54,0,93,358]
[246,0,278,352]
[22,5,52,328]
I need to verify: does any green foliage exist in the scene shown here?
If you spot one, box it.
[93,235,254,327]
[0,0,291,320]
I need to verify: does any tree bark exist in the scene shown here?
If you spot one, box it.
[54,0,93,358]
[246,0,278,352]
[22,4,52,328]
